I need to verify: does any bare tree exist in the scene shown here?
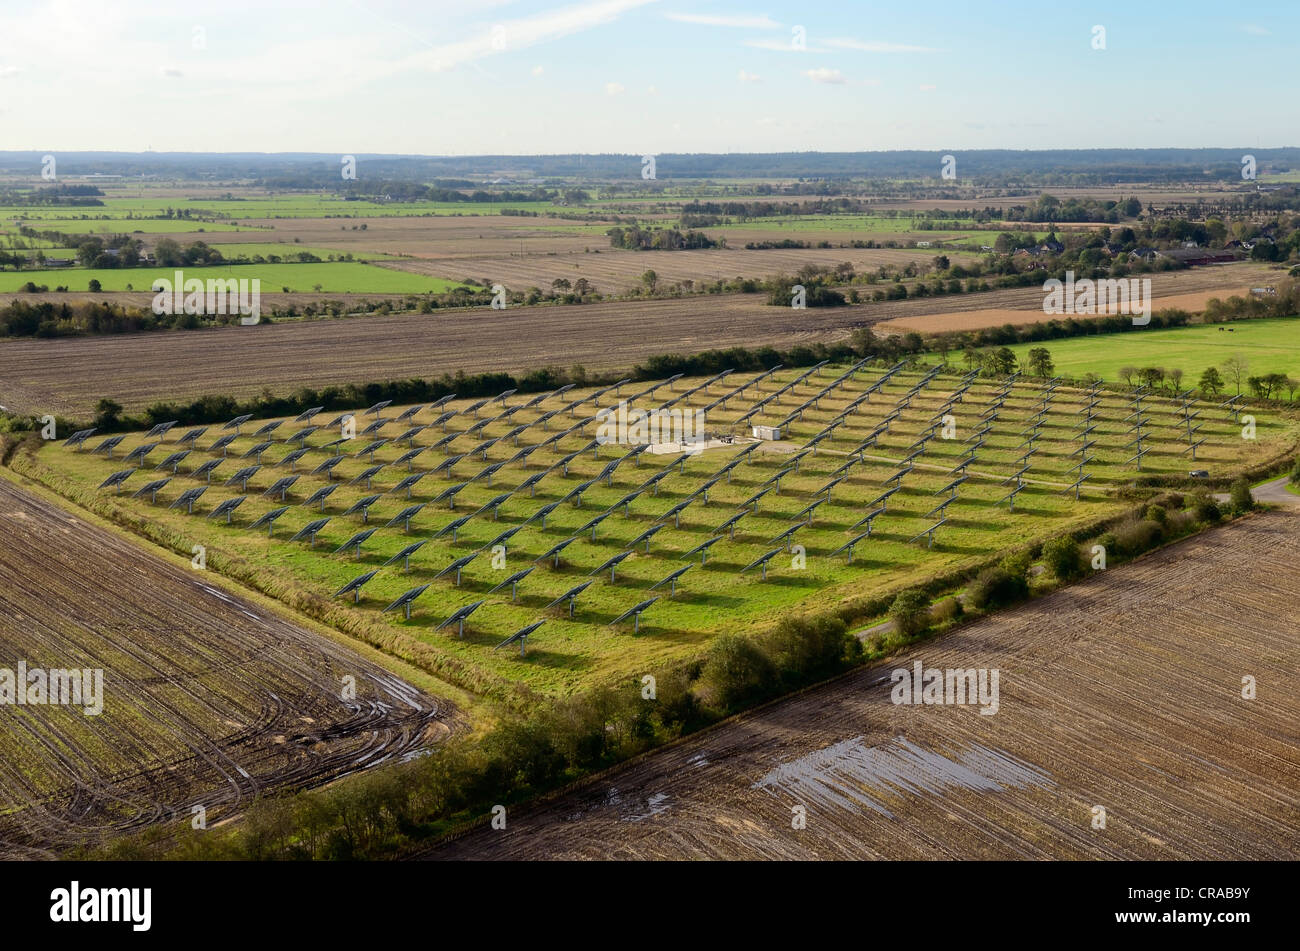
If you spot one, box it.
[1221,354,1249,395]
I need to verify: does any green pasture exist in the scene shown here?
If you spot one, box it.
[1008,318,1300,387]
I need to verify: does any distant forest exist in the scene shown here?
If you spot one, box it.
[0,149,1296,186]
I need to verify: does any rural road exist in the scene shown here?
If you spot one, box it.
[1214,476,1300,507]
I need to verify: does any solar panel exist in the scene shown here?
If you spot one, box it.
[97,467,137,493]
[382,584,434,621]
[342,494,382,523]
[256,475,297,502]
[434,553,478,585]
[908,518,948,549]
[648,564,691,597]
[430,453,464,476]
[222,465,260,491]
[356,438,388,459]
[545,580,593,616]
[485,525,522,550]
[64,428,97,450]
[829,531,872,563]
[383,540,428,573]
[535,536,578,568]
[431,478,467,509]
[169,486,207,513]
[308,457,343,478]
[334,569,379,603]
[252,420,283,438]
[486,567,534,601]
[682,535,723,565]
[155,449,191,473]
[627,523,665,554]
[385,503,426,531]
[394,425,426,445]
[207,495,246,524]
[577,510,611,541]
[286,426,318,446]
[223,414,253,433]
[472,492,513,521]
[434,599,485,636]
[609,597,660,633]
[769,523,802,550]
[739,486,772,510]
[432,514,472,542]
[495,620,545,657]
[359,419,386,437]
[176,427,207,446]
[394,446,427,470]
[190,458,223,483]
[741,548,783,580]
[248,505,290,535]
[144,421,177,439]
[429,394,457,411]
[239,441,273,463]
[290,516,330,544]
[590,549,632,582]
[333,527,377,558]
[659,498,693,529]
[208,434,237,456]
[301,484,337,510]
[394,405,423,423]
[91,435,125,457]
[131,477,171,502]
[390,472,429,499]
[293,406,324,423]
[348,464,386,489]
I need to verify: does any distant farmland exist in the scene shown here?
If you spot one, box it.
[0,262,466,294]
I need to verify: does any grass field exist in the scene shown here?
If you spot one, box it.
[0,261,466,294]
[22,362,1293,702]
[1009,318,1300,385]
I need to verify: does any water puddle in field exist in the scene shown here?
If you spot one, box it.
[752,736,1053,819]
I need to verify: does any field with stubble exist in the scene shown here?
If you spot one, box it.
[0,474,459,857]
[430,508,1300,860]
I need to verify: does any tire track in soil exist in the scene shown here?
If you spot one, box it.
[0,477,457,857]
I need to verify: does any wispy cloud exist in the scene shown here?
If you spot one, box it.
[825,37,941,53]
[667,12,781,28]
[1241,23,1269,35]
[805,68,846,85]
[403,0,658,73]
[605,81,626,95]
[738,69,761,82]
[744,37,823,52]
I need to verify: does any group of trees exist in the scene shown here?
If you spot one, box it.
[606,225,717,251]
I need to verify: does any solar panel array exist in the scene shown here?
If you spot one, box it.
[71,366,1247,657]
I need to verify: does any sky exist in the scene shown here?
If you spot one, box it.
[0,0,1296,155]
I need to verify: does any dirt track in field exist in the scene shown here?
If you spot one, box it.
[430,510,1300,860]
[0,476,456,858]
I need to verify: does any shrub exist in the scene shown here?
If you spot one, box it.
[888,589,931,638]
[761,614,858,684]
[1190,491,1222,524]
[929,597,963,627]
[1042,535,1084,580]
[966,566,1028,611]
[697,635,777,713]
[1228,477,1254,515]
[1145,504,1167,525]
[1110,516,1164,556]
